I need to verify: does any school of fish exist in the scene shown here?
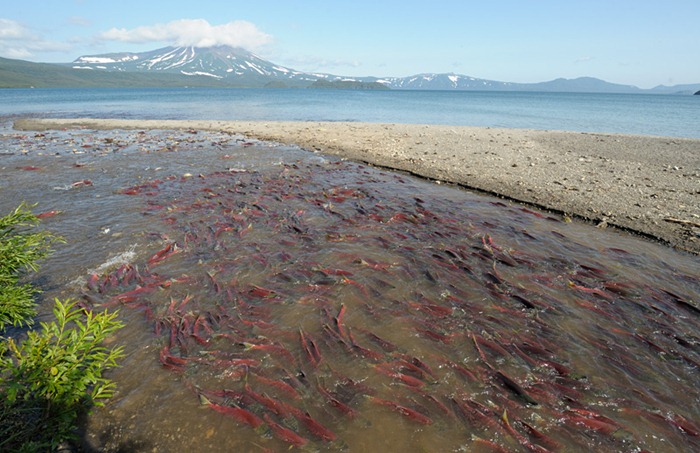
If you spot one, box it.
[78,156,700,452]
[3,126,698,451]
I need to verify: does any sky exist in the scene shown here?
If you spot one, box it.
[1,0,698,88]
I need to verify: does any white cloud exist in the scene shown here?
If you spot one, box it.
[0,18,34,40]
[280,54,362,73]
[0,18,71,59]
[97,19,273,50]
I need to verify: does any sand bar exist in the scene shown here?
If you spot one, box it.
[13,118,700,254]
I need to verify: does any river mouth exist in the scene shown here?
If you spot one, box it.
[2,126,698,452]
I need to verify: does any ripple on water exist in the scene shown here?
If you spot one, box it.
[1,128,698,452]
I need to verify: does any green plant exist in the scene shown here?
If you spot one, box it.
[1,298,125,404]
[0,204,124,450]
[0,299,125,450]
[0,202,61,329]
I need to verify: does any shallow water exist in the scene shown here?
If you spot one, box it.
[1,126,698,452]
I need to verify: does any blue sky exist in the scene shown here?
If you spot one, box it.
[1,0,698,88]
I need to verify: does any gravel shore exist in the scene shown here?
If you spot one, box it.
[14,118,700,254]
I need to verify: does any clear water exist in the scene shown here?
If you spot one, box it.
[1,87,699,138]
[1,128,698,452]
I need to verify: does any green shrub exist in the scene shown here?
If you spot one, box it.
[0,204,124,450]
[0,299,125,450]
[1,298,124,404]
[0,203,60,329]
[0,282,38,331]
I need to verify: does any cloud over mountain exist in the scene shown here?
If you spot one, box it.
[97,19,273,51]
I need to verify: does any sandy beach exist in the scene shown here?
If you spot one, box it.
[13,118,700,254]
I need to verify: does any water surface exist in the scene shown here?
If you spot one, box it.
[1,127,698,451]
[2,88,699,138]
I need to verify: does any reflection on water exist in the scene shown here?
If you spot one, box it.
[1,126,698,452]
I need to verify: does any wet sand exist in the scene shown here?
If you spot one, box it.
[14,118,700,254]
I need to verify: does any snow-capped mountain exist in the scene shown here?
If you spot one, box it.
[71,46,521,90]
[60,45,697,93]
[72,47,510,89]
[374,73,648,92]
[376,73,516,90]
[71,45,327,85]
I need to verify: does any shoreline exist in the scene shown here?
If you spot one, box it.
[13,118,700,255]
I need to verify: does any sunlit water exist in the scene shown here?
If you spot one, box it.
[1,127,698,452]
[1,88,699,138]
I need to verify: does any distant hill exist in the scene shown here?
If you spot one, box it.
[373,74,654,93]
[308,79,389,90]
[0,56,249,88]
[374,73,518,91]
[1,45,699,93]
[651,84,700,95]
[518,77,641,93]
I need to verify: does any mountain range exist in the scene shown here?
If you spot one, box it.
[2,45,699,94]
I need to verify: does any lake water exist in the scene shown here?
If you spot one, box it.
[1,87,699,138]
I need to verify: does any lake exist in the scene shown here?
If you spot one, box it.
[1,87,699,138]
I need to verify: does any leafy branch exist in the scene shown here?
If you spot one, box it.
[0,204,124,450]
[0,202,62,329]
[2,299,125,406]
